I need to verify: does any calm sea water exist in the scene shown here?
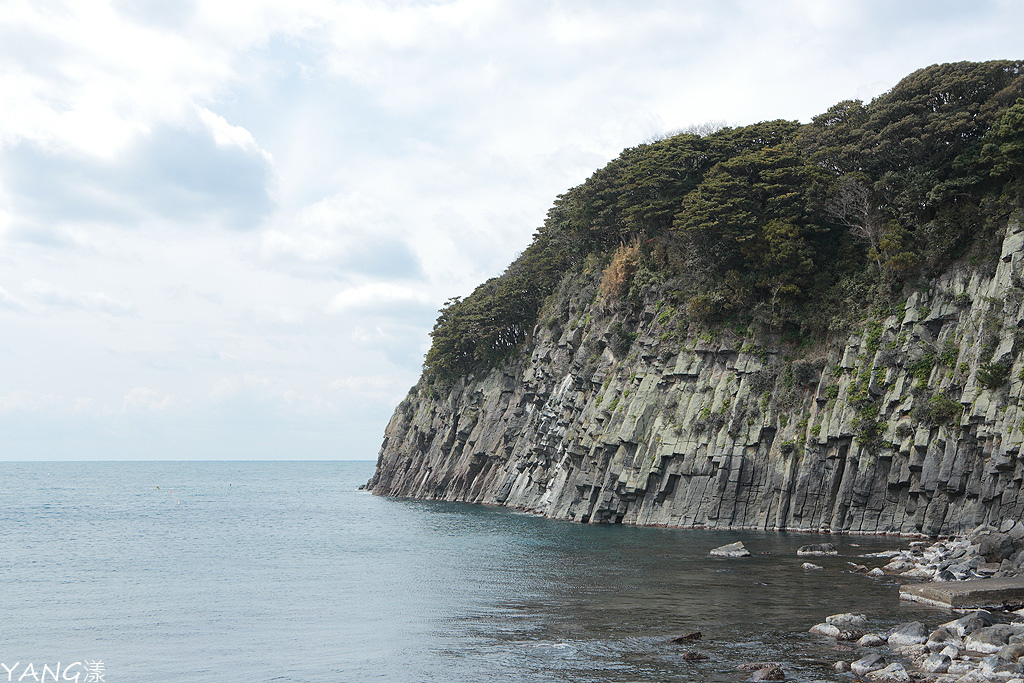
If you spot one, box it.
[0,460,949,682]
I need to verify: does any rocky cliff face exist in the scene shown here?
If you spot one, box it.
[368,213,1024,537]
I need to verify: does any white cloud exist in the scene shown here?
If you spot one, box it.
[22,280,136,316]
[3,0,1024,460]
[122,387,173,412]
[330,374,409,404]
[327,283,432,313]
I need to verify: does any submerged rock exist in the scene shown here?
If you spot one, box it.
[801,562,823,571]
[749,665,785,681]
[669,631,702,643]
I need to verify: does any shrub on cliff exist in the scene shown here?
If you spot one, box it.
[421,60,1024,381]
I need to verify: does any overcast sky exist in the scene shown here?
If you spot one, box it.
[1,0,1022,461]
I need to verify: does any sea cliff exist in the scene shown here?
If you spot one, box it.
[367,61,1024,536]
[367,214,1024,536]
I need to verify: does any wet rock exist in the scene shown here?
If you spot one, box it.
[826,613,867,628]
[946,660,974,676]
[942,610,995,637]
[865,662,910,682]
[851,653,887,676]
[802,562,823,571]
[749,665,785,681]
[882,559,914,573]
[900,565,937,579]
[809,623,841,638]
[867,568,885,577]
[681,650,708,661]
[964,625,1013,653]
[887,621,929,647]
[833,661,850,672]
[797,543,838,556]
[858,633,887,647]
[669,631,701,643]
[850,564,869,573]
[920,653,951,673]
[710,541,750,558]
[939,644,960,659]
[999,643,1024,662]
[925,626,963,652]
[737,662,785,671]
[837,630,866,642]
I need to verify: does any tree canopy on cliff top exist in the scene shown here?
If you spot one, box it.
[424,60,1024,380]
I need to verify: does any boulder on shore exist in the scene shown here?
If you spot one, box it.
[887,621,928,647]
[710,541,751,558]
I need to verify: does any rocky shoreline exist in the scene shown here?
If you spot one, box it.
[810,608,1024,682]
[808,523,1024,682]
[695,525,1024,680]
[869,523,1024,582]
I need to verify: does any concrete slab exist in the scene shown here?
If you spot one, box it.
[900,577,1024,609]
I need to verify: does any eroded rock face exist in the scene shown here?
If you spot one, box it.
[369,214,1024,536]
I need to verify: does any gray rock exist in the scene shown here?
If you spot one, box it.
[801,562,823,571]
[980,532,1019,562]
[749,665,785,681]
[809,623,841,638]
[867,568,885,577]
[887,621,929,647]
[920,653,951,674]
[942,610,996,637]
[926,626,963,652]
[965,625,1013,653]
[826,613,867,628]
[946,660,974,676]
[850,653,887,676]
[940,644,960,659]
[833,661,850,672]
[865,662,910,682]
[368,222,1024,540]
[858,633,887,647]
[710,541,750,558]
[797,543,838,556]
[1000,643,1024,662]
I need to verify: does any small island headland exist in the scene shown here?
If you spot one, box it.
[367,60,1024,539]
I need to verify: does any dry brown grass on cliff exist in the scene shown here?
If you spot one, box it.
[599,242,640,301]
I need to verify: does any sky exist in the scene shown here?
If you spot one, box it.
[1,0,1022,461]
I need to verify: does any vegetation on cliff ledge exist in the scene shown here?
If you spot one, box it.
[424,61,1024,380]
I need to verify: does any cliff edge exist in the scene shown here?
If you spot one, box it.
[367,61,1024,536]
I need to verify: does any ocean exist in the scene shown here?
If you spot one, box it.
[0,460,946,682]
